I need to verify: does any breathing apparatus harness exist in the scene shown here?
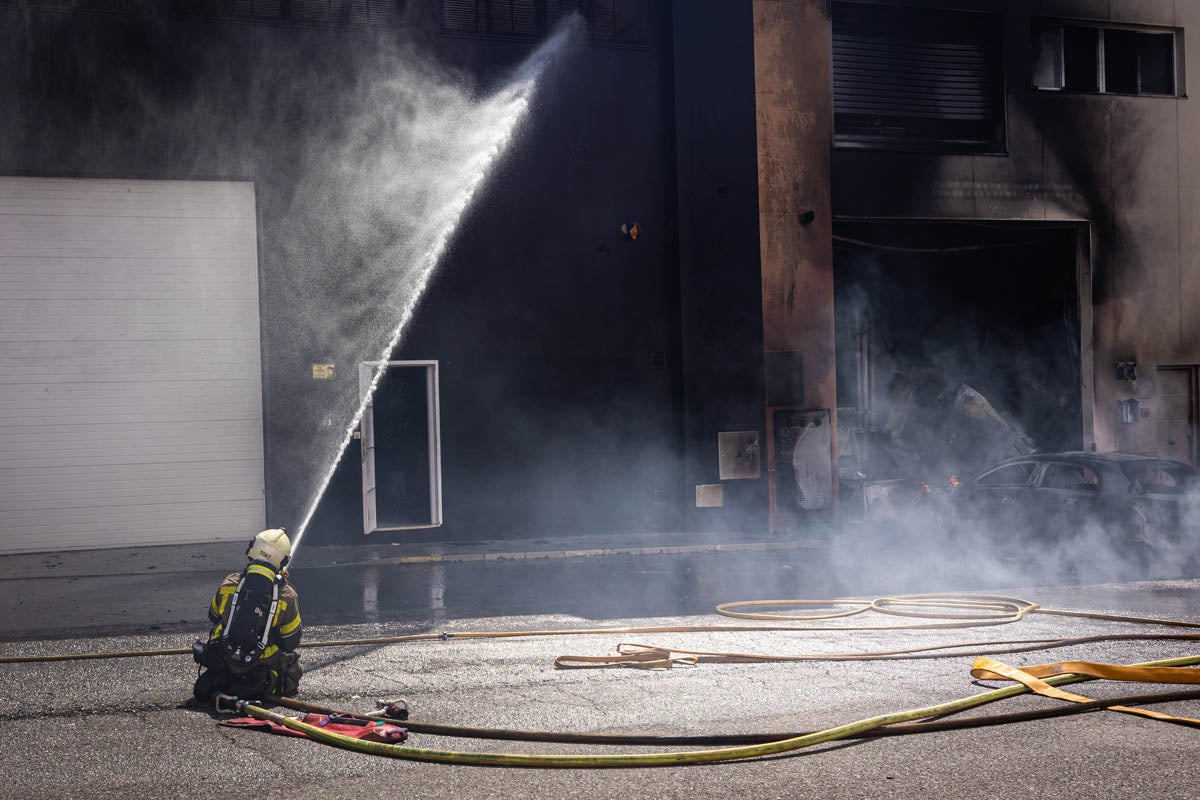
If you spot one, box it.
[193,539,291,674]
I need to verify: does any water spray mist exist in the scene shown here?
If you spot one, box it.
[290,29,572,557]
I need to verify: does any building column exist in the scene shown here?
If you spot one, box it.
[752,0,837,530]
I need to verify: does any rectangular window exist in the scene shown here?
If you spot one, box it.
[831,2,1005,153]
[1032,20,1180,96]
[1063,26,1099,91]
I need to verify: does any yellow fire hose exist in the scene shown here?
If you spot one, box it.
[6,592,1200,767]
[268,688,1200,744]
[230,652,1200,768]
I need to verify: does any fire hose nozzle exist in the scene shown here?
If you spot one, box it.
[374,698,410,720]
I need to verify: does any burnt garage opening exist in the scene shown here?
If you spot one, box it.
[833,220,1086,511]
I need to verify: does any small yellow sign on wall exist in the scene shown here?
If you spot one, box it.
[312,363,335,380]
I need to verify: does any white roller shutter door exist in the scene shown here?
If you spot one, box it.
[0,177,266,553]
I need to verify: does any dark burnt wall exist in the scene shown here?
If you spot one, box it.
[345,6,688,541]
[672,0,768,533]
[832,0,1200,460]
[1,2,686,543]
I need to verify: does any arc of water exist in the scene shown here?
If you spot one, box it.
[290,34,566,556]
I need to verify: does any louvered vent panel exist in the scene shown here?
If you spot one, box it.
[511,0,536,33]
[832,2,1003,151]
[369,0,403,24]
[548,0,647,44]
[293,0,331,21]
[344,0,370,23]
[233,0,283,18]
[444,0,533,35]
[443,0,478,30]
[490,0,513,31]
[29,0,133,11]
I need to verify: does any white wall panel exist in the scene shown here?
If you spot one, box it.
[0,177,265,553]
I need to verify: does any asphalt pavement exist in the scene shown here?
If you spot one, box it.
[2,535,1200,799]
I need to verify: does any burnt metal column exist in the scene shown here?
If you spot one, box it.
[752,0,837,531]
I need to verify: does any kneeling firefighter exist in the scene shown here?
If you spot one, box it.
[192,528,303,703]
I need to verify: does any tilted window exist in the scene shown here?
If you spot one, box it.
[831,2,1005,153]
[1033,20,1180,96]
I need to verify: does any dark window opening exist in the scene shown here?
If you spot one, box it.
[1139,32,1177,94]
[831,2,1005,153]
[1063,26,1100,91]
[833,222,1082,495]
[1033,20,1178,96]
[1104,28,1140,93]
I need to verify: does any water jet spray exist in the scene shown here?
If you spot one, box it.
[290,28,573,558]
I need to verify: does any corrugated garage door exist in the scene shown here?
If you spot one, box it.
[0,178,265,553]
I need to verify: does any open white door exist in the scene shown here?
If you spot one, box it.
[359,360,442,534]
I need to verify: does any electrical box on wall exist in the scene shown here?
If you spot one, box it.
[769,408,833,514]
[717,431,761,480]
[1120,398,1140,424]
[695,484,724,508]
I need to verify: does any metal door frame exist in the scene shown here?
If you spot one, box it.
[359,360,443,534]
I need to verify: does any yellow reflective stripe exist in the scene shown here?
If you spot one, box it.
[262,644,279,660]
[212,623,223,638]
[279,613,301,636]
[272,598,288,625]
[214,585,236,616]
[246,564,277,581]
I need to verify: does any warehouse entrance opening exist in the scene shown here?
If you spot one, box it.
[832,220,1087,516]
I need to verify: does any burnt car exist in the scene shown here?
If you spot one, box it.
[949,452,1199,577]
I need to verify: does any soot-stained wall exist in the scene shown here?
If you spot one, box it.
[832,0,1200,462]
[1,2,688,544]
[672,0,768,533]
[309,5,688,542]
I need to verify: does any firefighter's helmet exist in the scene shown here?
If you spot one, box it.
[247,528,291,569]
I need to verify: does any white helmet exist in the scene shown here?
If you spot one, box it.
[247,528,291,569]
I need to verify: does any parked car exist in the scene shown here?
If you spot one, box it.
[949,452,1199,577]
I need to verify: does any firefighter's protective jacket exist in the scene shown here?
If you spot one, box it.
[207,570,302,668]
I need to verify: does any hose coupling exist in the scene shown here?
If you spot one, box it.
[438,631,455,641]
[374,698,410,720]
[213,693,245,715]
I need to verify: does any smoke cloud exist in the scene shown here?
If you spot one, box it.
[3,6,582,550]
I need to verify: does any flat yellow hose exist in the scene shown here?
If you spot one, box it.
[237,651,1200,768]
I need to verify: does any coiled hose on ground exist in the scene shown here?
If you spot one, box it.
[6,593,1200,767]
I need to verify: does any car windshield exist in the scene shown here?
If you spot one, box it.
[1122,463,1194,495]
